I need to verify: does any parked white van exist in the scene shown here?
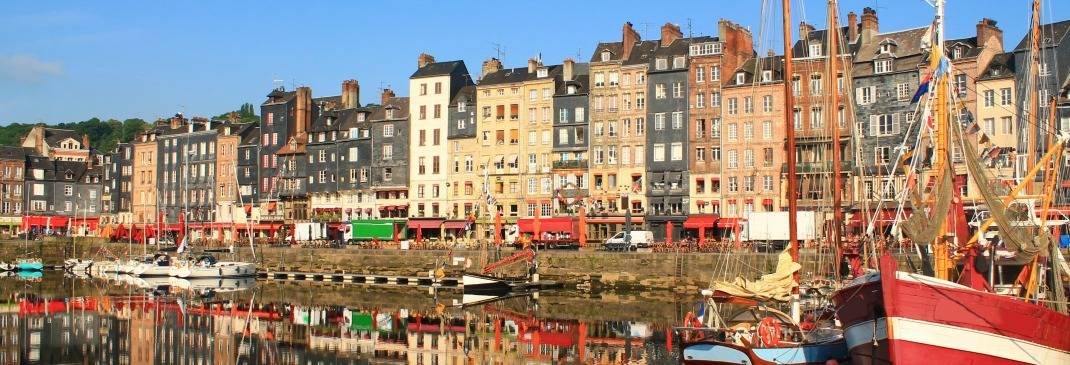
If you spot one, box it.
[604,230,654,251]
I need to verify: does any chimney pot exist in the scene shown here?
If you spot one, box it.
[381,88,396,106]
[860,7,879,42]
[976,18,1003,49]
[563,58,575,81]
[622,22,641,60]
[527,58,538,73]
[481,58,503,80]
[799,21,815,40]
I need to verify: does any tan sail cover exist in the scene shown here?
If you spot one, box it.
[712,247,801,302]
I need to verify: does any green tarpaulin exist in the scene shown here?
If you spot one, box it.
[350,220,396,240]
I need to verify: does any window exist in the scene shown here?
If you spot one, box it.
[810,107,823,129]
[743,122,754,138]
[761,70,772,82]
[655,84,666,99]
[711,92,720,107]
[1039,62,1050,76]
[743,149,754,167]
[696,93,705,108]
[727,123,738,140]
[809,43,822,57]
[574,107,584,122]
[791,75,800,96]
[869,114,900,136]
[671,112,683,129]
[727,177,738,192]
[64,185,73,196]
[653,144,665,162]
[656,58,668,70]
[874,59,892,74]
[609,72,619,86]
[810,74,822,95]
[875,146,891,165]
[857,86,875,105]
[743,96,753,113]
[762,121,773,139]
[1001,116,1013,134]
[954,74,967,97]
[727,98,738,114]
[636,92,645,108]
[763,95,772,112]
[670,143,682,161]
[601,51,610,62]
[736,73,745,85]
[711,66,720,80]
[382,145,393,160]
[711,147,720,161]
[672,82,683,98]
[983,118,995,135]
[727,150,738,169]
[696,148,705,161]
[636,118,645,135]
[673,56,685,68]
[1000,87,1012,105]
[983,90,995,107]
[654,113,665,130]
[696,67,705,82]
[763,148,774,167]
[608,146,618,164]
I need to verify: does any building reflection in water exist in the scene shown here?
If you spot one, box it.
[0,291,681,364]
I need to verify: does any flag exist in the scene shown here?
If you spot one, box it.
[912,73,932,103]
[919,22,935,50]
[177,235,187,254]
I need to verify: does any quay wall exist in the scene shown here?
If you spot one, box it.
[0,239,910,291]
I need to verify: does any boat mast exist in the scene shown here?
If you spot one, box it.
[1026,0,1041,194]
[827,0,844,278]
[782,0,801,321]
[932,0,955,280]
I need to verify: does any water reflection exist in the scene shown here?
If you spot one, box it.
[0,273,693,364]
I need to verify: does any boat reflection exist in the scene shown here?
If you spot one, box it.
[0,275,686,364]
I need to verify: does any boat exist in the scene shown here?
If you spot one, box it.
[168,255,257,278]
[462,273,515,294]
[169,276,256,293]
[129,253,173,277]
[64,258,93,274]
[15,258,44,272]
[0,262,13,271]
[834,255,1070,364]
[832,0,1070,363]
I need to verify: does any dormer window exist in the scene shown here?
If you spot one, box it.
[537,68,548,78]
[809,42,822,57]
[952,47,962,59]
[761,70,772,82]
[386,108,395,119]
[458,102,466,112]
[656,58,668,70]
[673,56,685,69]
[357,113,365,122]
[736,72,746,85]
[601,51,611,62]
[874,59,893,74]
[567,85,577,94]
[65,171,73,179]
[878,40,897,55]
[326,117,333,126]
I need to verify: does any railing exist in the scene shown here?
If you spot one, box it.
[552,160,589,169]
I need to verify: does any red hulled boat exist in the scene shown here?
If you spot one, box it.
[834,255,1070,364]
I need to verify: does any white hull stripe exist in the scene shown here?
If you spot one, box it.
[462,275,502,287]
[845,317,1070,364]
[894,271,974,291]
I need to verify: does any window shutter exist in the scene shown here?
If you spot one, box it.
[892,113,901,135]
[855,88,864,104]
[869,115,879,136]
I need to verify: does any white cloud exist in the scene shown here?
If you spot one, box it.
[0,54,64,82]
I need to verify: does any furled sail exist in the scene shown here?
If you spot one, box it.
[711,247,800,302]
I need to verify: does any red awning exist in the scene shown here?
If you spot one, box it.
[384,206,395,211]
[762,199,774,205]
[695,200,706,205]
[407,219,444,229]
[744,198,754,204]
[717,217,747,228]
[518,218,574,233]
[443,221,468,229]
[683,215,718,229]
[710,200,720,205]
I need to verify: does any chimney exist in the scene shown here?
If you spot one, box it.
[81,134,89,148]
[719,19,755,69]
[860,7,879,43]
[976,18,1003,50]
[295,86,312,138]
[799,21,815,40]
[481,58,502,80]
[563,58,575,81]
[527,58,538,73]
[205,118,211,131]
[622,22,642,60]
[847,12,858,42]
[660,23,683,46]
[341,80,360,109]
[417,53,435,69]
[380,88,396,106]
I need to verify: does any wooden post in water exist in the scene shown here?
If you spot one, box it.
[782,0,801,322]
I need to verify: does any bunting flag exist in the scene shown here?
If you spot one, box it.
[912,73,933,103]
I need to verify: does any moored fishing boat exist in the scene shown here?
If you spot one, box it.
[15,258,44,272]
[168,255,256,278]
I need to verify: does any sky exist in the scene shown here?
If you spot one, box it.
[1,0,1068,124]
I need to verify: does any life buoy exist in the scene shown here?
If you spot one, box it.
[683,311,703,328]
[757,316,782,346]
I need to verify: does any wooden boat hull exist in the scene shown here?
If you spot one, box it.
[833,256,1070,364]
[682,339,849,365]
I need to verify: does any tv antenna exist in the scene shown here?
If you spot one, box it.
[491,42,506,62]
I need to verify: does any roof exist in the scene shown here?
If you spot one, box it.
[0,146,32,161]
[264,88,296,105]
[944,36,983,60]
[650,37,695,67]
[43,128,82,146]
[338,106,380,130]
[1014,19,1070,51]
[371,97,410,121]
[555,64,591,95]
[410,60,467,79]
[451,85,477,105]
[52,161,89,182]
[791,25,859,57]
[590,40,659,66]
[854,27,930,63]
[978,52,1016,81]
[478,64,563,86]
[726,55,786,86]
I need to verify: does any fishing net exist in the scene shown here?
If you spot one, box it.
[901,161,954,245]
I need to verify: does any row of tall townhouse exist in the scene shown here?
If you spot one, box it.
[12,10,1065,244]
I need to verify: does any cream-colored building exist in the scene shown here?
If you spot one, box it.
[408,53,473,219]
[970,52,1017,199]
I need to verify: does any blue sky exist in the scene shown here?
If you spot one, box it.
[1,0,1067,124]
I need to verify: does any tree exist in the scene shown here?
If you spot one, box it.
[214,102,260,124]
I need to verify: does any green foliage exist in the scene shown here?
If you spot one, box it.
[213,102,260,125]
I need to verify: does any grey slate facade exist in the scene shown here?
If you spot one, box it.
[24,157,103,218]
[447,85,477,140]
[553,64,590,154]
[108,143,133,214]
[646,35,691,240]
[369,95,411,217]
[237,126,260,206]
[157,121,220,223]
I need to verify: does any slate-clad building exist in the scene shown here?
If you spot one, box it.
[107,143,133,222]
[646,23,691,241]
[157,117,220,223]
[24,157,103,218]
[236,126,260,209]
[446,84,478,220]
[369,91,411,218]
[551,58,590,214]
